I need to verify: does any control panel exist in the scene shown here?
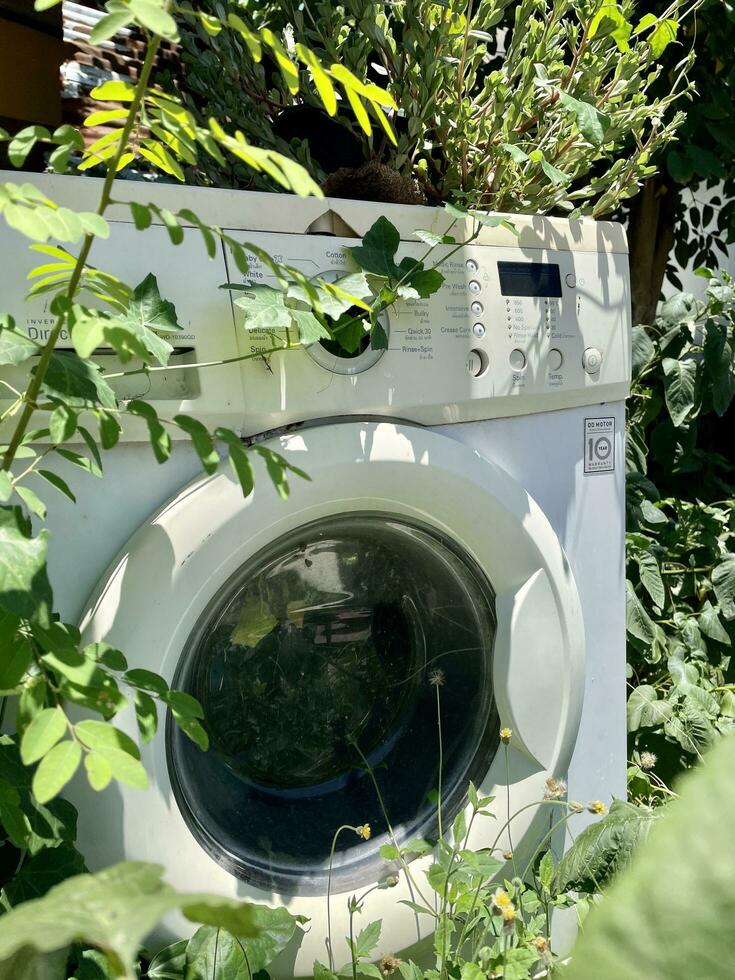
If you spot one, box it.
[226,231,631,434]
[0,172,631,441]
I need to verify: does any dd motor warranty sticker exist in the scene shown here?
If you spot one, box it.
[584,417,615,474]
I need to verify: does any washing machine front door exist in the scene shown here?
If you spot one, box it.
[76,421,584,975]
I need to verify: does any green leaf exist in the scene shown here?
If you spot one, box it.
[216,429,254,496]
[698,601,731,645]
[129,0,179,39]
[162,690,203,719]
[90,81,136,102]
[502,948,539,980]
[124,668,168,695]
[79,213,110,239]
[49,403,78,444]
[0,316,39,366]
[90,10,133,44]
[37,470,77,503]
[662,357,697,427]
[15,485,47,520]
[227,14,262,61]
[8,127,50,168]
[557,91,609,146]
[351,217,400,278]
[554,800,655,894]
[637,553,665,607]
[588,3,632,52]
[233,285,292,331]
[20,708,67,765]
[128,401,171,463]
[84,752,113,792]
[538,849,556,891]
[0,506,51,621]
[639,499,667,526]
[541,158,571,186]
[97,412,121,451]
[626,580,657,644]
[147,939,188,978]
[74,720,140,759]
[170,714,209,751]
[650,18,679,58]
[627,685,671,731]
[0,616,33,690]
[116,273,182,366]
[563,734,735,980]
[502,142,530,163]
[290,307,330,345]
[413,229,455,247]
[55,447,102,479]
[351,919,381,961]
[713,558,735,620]
[295,44,337,116]
[631,326,655,376]
[402,268,444,298]
[173,415,219,475]
[1,842,86,906]
[0,736,79,853]
[130,202,152,230]
[184,911,301,978]
[32,740,82,804]
[134,690,158,743]
[41,352,116,410]
[96,747,148,790]
[460,965,485,980]
[84,641,126,670]
[0,862,303,977]
[182,901,306,963]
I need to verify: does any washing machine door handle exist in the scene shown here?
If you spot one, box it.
[494,567,583,773]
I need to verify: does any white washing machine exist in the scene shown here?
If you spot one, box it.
[0,174,630,976]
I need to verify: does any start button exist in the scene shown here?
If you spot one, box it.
[582,347,603,374]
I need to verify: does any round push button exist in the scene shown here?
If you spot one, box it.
[466,259,479,273]
[509,348,526,371]
[582,347,603,374]
[468,280,481,294]
[565,273,577,288]
[470,300,483,315]
[473,322,486,338]
[547,348,563,371]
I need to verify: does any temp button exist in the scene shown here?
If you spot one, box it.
[509,348,526,371]
[547,348,563,371]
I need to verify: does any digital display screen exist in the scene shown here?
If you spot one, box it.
[498,261,562,297]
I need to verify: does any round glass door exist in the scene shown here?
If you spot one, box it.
[167,513,499,893]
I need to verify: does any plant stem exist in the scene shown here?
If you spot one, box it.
[326,824,362,972]
[348,905,357,980]
[1,33,162,473]
[435,682,443,840]
[349,740,432,909]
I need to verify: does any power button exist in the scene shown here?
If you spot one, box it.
[582,347,603,374]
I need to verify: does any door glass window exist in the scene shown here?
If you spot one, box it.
[167,513,498,893]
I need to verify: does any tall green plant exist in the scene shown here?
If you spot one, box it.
[175,0,691,213]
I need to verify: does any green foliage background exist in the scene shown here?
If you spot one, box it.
[626,273,735,801]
